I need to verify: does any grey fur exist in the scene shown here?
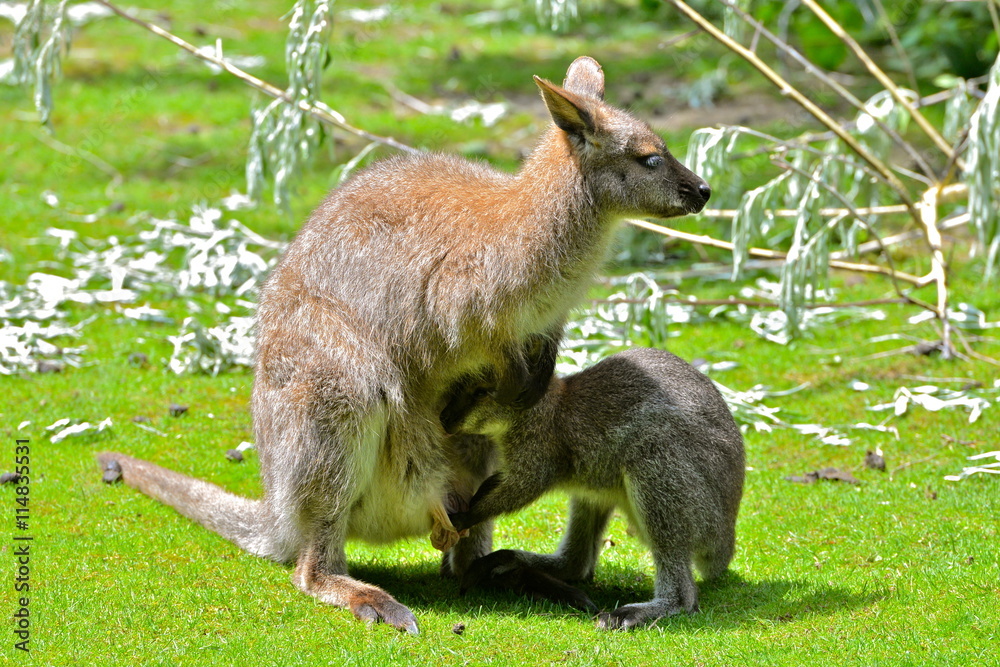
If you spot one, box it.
[451,347,745,629]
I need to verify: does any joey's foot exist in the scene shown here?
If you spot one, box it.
[596,600,695,631]
[462,550,597,614]
[348,590,419,635]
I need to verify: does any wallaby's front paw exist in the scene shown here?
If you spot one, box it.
[448,511,471,533]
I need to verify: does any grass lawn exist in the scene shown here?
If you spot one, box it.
[2,2,998,665]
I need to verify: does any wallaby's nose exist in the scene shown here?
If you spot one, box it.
[697,182,712,203]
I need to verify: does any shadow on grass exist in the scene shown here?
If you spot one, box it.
[346,561,888,631]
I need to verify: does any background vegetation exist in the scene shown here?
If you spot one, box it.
[1,1,998,665]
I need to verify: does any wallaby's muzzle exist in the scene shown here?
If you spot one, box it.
[681,175,712,214]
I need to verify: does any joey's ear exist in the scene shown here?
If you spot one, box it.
[563,56,604,100]
[534,76,597,139]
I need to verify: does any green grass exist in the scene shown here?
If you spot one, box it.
[2,2,999,665]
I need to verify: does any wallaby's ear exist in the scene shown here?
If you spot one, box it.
[534,76,597,138]
[563,56,604,100]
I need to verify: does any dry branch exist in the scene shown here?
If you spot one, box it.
[623,217,924,285]
[718,0,934,180]
[800,0,956,161]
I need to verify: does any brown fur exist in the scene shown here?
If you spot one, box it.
[98,57,710,634]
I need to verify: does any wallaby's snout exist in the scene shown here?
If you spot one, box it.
[661,151,711,214]
[678,165,712,213]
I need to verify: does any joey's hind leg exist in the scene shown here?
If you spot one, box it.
[596,553,697,630]
[597,481,699,630]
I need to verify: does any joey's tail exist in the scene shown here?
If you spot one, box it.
[98,452,293,563]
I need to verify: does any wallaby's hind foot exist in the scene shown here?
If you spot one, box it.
[460,549,598,615]
[293,542,419,635]
[596,553,700,630]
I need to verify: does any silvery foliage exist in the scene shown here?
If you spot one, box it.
[50,206,281,299]
[687,88,910,337]
[945,448,1000,483]
[9,0,69,124]
[687,53,1000,341]
[2,201,280,376]
[558,272,851,442]
[45,416,112,443]
[0,278,88,374]
[867,382,995,424]
[741,279,888,346]
[534,0,577,31]
[167,314,256,376]
[5,0,112,121]
[964,56,1000,279]
[246,0,334,208]
[862,378,1000,483]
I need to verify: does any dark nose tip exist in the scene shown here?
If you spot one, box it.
[698,182,712,203]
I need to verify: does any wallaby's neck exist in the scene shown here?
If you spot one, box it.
[511,127,602,234]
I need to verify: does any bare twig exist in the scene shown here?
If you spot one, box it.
[623,217,925,285]
[703,204,909,219]
[722,124,924,196]
[952,326,1000,367]
[800,0,956,162]
[989,0,1000,45]
[34,128,123,198]
[870,0,919,96]
[718,0,934,180]
[889,456,935,480]
[831,213,970,259]
[93,0,420,155]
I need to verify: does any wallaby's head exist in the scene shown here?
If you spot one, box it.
[536,56,711,218]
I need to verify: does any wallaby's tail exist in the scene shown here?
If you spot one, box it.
[98,452,292,563]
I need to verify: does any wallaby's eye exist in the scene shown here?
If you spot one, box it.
[641,155,664,169]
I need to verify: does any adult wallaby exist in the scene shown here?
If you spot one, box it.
[449,347,745,630]
[97,57,711,634]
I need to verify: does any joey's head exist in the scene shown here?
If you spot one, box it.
[444,383,516,441]
[535,56,711,218]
